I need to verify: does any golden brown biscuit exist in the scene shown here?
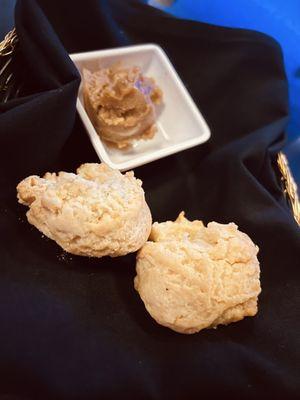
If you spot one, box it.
[17,163,152,257]
[134,212,261,334]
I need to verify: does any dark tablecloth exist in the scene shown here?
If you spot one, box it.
[0,0,299,399]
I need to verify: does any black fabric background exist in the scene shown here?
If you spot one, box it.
[0,0,299,399]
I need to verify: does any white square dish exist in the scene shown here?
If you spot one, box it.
[70,44,210,171]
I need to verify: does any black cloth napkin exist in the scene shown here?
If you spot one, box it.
[0,0,299,399]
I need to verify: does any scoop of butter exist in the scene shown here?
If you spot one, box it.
[83,65,163,148]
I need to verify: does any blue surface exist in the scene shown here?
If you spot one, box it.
[150,0,300,143]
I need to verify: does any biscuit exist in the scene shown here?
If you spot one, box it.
[134,212,261,334]
[17,163,152,257]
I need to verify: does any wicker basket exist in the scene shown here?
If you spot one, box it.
[1,29,299,226]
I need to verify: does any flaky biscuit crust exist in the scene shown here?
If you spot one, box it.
[17,163,152,257]
[135,212,261,334]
